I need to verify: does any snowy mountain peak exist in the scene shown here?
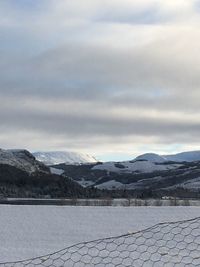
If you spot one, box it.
[33,151,97,165]
[134,153,166,163]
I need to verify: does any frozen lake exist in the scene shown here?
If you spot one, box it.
[1,205,200,262]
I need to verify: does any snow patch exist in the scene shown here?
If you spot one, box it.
[77,179,95,187]
[50,167,65,175]
[96,180,124,190]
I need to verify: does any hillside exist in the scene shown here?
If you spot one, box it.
[0,149,49,173]
[0,149,96,198]
[52,158,200,198]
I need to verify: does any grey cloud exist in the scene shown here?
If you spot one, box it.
[2,38,200,96]
[0,101,199,143]
[1,38,200,124]
[0,0,200,156]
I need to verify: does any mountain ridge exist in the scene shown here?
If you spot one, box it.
[1,148,200,198]
[134,151,200,163]
[0,149,49,174]
[33,151,97,165]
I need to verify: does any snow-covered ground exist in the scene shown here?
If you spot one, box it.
[50,167,65,175]
[95,176,164,189]
[0,205,200,262]
[92,160,181,174]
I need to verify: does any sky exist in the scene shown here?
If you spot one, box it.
[0,0,200,161]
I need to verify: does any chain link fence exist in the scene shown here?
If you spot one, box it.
[1,217,200,266]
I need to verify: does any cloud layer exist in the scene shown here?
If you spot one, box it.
[0,0,200,159]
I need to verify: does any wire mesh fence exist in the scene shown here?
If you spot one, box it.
[1,216,200,267]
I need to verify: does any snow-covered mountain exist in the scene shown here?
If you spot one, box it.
[133,151,200,163]
[52,159,200,197]
[134,153,166,163]
[33,151,97,165]
[0,149,48,173]
[91,151,200,176]
[0,148,93,198]
[1,147,200,198]
[163,151,200,162]
[50,150,200,196]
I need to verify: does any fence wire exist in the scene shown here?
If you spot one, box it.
[1,216,200,267]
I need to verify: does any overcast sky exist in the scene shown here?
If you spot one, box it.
[0,0,200,161]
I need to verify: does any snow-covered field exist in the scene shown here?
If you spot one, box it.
[1,205,200,262]
[92,160,181,174]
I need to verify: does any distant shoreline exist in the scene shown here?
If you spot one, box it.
[1,198,200,206]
